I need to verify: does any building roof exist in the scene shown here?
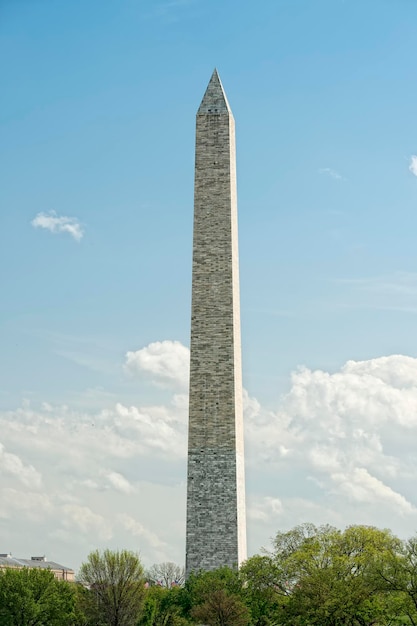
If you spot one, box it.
[0,555,73,572]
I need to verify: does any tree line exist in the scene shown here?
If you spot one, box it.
[2,523,417,625]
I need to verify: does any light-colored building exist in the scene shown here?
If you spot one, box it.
[0,554,75,582]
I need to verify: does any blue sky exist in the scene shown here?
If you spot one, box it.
[2,0,417,572]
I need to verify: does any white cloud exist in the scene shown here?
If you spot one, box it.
[118,514,167,550]
[104,470,134,494]
[242,353,417,551]
[62,504,113,541]
[319,167,343,180]
[125,340,190,388]
[331,467,414,514]
[409,155,417,177]
[0,488,53,522]
[0,443,42,488]
[283,355,417,433]
[3,345,417,569]
[0,397,187,468]
[248,496,283,523]
[113,402,187,458]
[31,211,84,241]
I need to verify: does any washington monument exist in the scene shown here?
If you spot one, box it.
[185,69,247,575]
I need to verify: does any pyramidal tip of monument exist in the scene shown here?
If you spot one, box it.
[197,68,232,115]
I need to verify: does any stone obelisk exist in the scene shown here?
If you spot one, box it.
[185,69,247,575]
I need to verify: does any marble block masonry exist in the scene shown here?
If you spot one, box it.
[185,69,247,575]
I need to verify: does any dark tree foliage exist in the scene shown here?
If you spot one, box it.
[191,588,249,626]
[138,585,189,626]
[183,566,248,626]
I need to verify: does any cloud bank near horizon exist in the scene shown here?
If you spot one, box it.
[2,341,417,570]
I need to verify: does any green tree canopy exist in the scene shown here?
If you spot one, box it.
[374,534,417,625]
[241,523,407,626]
[184,567,249,626]
[77,549,145,626]
[191,588,249,626]
[0,566,76,626]
[138,585,189,626]
[239,554,283,625]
